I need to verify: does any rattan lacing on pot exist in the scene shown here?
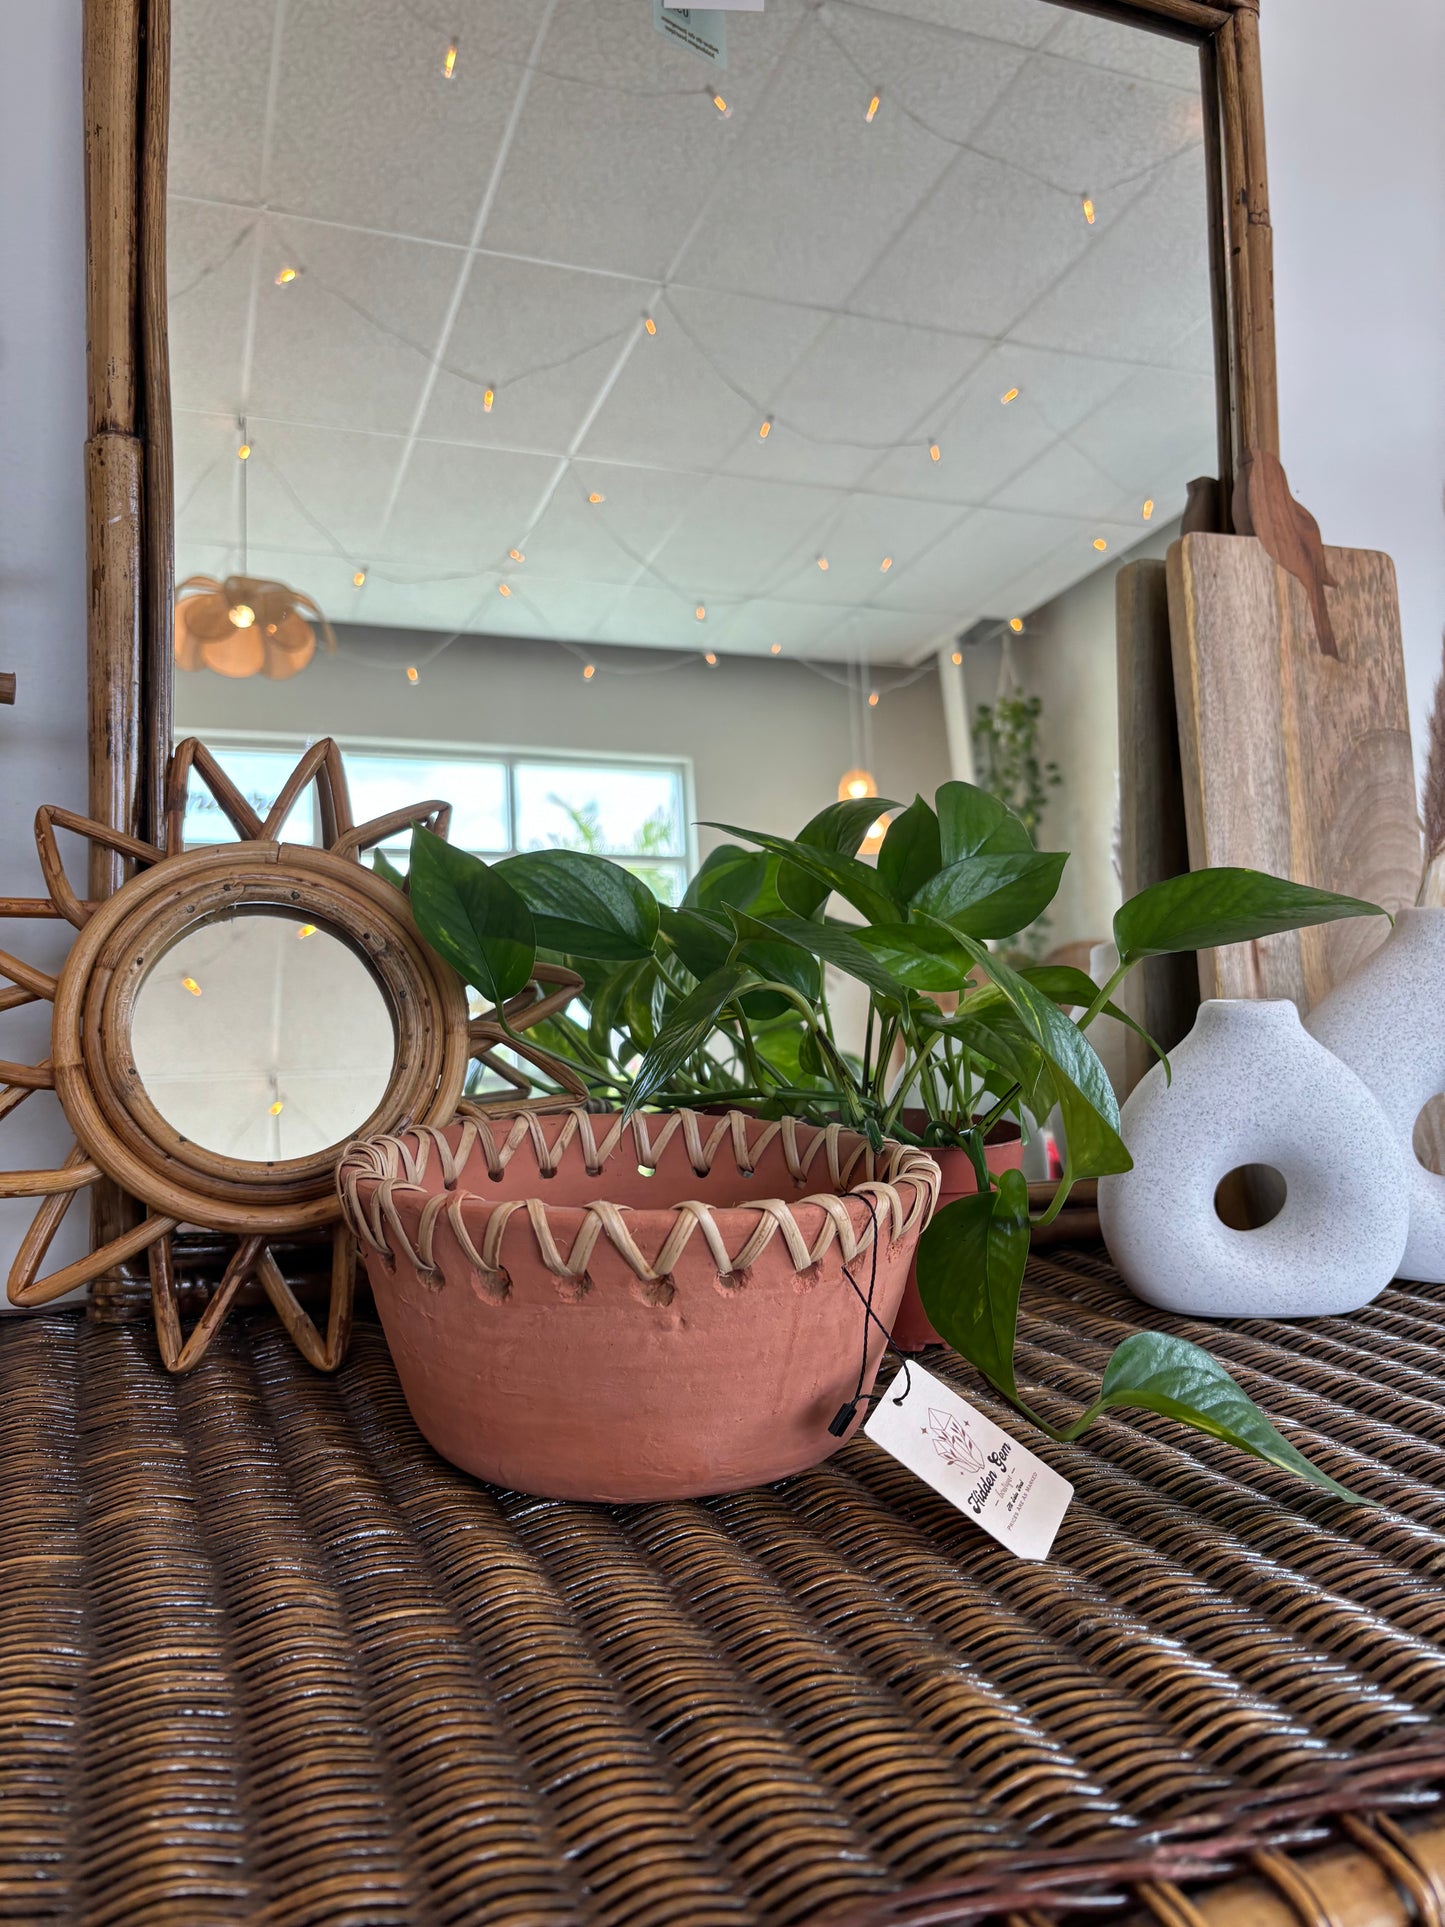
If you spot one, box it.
[337,1108,940,1290]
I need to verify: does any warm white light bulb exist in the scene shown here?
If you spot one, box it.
[644,315,657,336]
[1000,387,1019,405]
[228,602,256,629]
[499,583,511,597]
[1082,195,1096,225]
[865,90,881,123]
[770,643,781,655]
[181,976,202,997]
[406,665,419,683]
[712,93,730,117]
[508,548,524,562]
[846,777,870,800]
[928,442,941,462]
[275,266,298,285]
[269,1098,285,1116]
[482,386,495,413]
[352,568,366,587]
[704,652,717,665]
[695,605,706,621]
[443,39,458,78]
[1142,499,1155,521]
[879,555,892,572]
[583,663,596,679]
[951,650,963,665]
[1009,617,1024,634]
[588,492,604,505]
[867,690,879,707]
[297,924,317,939]
[1093,536,1108,552]
[236,442,251,461]
[758,417,772,440]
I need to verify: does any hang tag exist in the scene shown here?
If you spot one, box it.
[653,2,727,66]
[864,1364,1072,1562]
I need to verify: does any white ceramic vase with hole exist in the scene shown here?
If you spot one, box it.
[1304,906,1445,1283]
[1098,998,1408,1318]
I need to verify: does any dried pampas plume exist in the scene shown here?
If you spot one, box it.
[1419,636,1445,905]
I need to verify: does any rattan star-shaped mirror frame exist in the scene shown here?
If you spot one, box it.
[0,737,472,1371]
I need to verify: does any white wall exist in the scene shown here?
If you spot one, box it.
[174,627,954,864]
[0,0,89,1292]
[1261,0,1445,758]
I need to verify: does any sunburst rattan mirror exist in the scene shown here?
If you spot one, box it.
[0,736,474,1370]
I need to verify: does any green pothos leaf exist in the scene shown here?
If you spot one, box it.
[914,1171,1030,1397]
[1070,1332,1371,1504]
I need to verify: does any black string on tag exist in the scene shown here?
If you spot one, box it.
[829,1194,912,1436]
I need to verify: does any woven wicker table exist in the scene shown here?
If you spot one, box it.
[5,1245,1445,1927]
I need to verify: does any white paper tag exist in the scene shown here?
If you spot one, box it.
[653,2,728,66]
[863,1364,1072,1561]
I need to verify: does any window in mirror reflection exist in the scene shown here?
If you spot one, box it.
[180,740,692,906]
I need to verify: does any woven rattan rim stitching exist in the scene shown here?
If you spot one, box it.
[337,1107,941,1288]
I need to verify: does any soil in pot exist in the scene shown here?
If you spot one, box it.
[891,1113,1024,1350]
[338,1108,938,1502]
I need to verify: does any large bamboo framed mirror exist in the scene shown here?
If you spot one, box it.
[60,0,1275,1338]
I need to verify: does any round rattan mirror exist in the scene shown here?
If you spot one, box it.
[0,737,471,1371]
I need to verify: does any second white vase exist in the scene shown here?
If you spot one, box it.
[1304,905,1445,1283]
[1099,998,1409,1318]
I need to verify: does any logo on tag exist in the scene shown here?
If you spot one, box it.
[653,1,727,66]
[864,1364,1072,1562]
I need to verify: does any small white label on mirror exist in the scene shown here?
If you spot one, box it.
[653,2,727,66]
[864,1365,1072,1562]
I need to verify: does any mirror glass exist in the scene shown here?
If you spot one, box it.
[167,0,1215,1028]
[131,911,396,1160]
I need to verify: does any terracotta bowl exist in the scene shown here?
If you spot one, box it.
[338,1107,939,1502]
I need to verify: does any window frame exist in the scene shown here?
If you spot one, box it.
[179,728,700,895]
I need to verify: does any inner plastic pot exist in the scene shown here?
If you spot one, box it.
[339,1108,939,1502]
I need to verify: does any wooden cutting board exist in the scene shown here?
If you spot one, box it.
[1165,533,1420,1011]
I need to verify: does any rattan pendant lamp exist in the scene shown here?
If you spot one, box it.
[174,426,337,680]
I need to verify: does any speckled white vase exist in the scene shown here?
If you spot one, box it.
[1099,999,1408,1318]
[1304,907,1445,1283]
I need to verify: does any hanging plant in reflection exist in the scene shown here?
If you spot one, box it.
[173,426,336,680]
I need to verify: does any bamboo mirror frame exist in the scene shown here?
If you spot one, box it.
[49,0,1277,1338]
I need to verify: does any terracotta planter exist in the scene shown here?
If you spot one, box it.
[338,1107,939,1502]
[891,1116,1024,1350]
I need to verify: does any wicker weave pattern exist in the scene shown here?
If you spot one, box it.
[338,1109,938,1287]
[4,1251,1445,1924]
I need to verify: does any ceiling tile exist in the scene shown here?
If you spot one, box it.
[422,257,649,454]
[861,343,1133,504]
[970,42,1205,196]
[976,519,1144,620]
[1067,365,1219,497]
[173,410,249,549]
[169,0,277,204]
[790,490,966,602]
[593,584,733,649]
[1041,12,1203,89]
[245,222,459,435]
[813,3,1027,145]
[650,474,845,599]
[992,436,1137,520]
[1010,145,1212,362]
[877,505,1085,613]
[670,24,957,308]
[579,313,763,473]
[846,0,1056,49]
[848,146,1093,337]
[167,203,256,417]
[527,462,711,591]
[383,443,561,570]
[238,419,406,558]
[263,0,541,245]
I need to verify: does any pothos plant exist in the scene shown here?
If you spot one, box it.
[610,780,1386,1503]
[398,785,1385,1502]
